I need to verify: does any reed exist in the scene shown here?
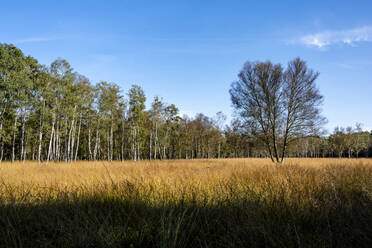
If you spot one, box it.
[0,158,371,247]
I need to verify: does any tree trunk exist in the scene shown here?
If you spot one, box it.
[154,122,158,160]
[110,120,113,162]
[0,121,3,163]
[69,117,76,162]
[0,142,3,162]
[137,143,140,160]
[97,135,101,159]
[149,131,152,160]
[107,127,110,161]
[46,113,56,164]
[271,131,280,163]
[23,136,27,163]
[20,115,25,162]
[0,108,4,163]
[52,123,56,161]
[70,117,77,162]
[207,141,210,159]
[64,119,68,162]
[178,140,181,159]
[67,117,74,162]
[56,121,60,161]
[133,127,137,161]
[218,143,221,159]
[74,115,81,161]
[88,119,92,160]
[38,106,44,164]
[93,119,100,160]
[120,119,124,162]
[12,114,18,163]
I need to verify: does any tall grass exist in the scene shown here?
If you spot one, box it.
[0,159,371,247]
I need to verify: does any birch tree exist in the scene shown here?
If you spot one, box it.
[128,85,146,161]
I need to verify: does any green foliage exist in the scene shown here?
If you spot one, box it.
[128,84,146,124]
[0,43,371,162]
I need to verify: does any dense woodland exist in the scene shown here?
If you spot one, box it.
[1,43,371,162]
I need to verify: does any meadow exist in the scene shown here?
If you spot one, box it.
[0,158,371,248]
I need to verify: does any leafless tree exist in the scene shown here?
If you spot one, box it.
[230,58,325,163]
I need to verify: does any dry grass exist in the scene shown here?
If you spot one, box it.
[0,158,371,247]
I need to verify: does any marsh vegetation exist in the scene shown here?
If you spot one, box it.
[0,158,371,247]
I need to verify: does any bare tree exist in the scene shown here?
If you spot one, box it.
[230,58,325,163]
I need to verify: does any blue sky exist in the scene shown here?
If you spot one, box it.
[1,0,372,132]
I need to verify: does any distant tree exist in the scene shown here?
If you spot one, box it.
[128,85,146,161]
[319,137,331,158]
[0,44,36,163]
[230,58,325,163]
[74,76,95,161]
[96,81,121,161]
[149,96,164,160]
[162,104,180,159]
[345,126,355,158]
[352,124,370,158]
[329,127,346,158]
[213,112,226,158]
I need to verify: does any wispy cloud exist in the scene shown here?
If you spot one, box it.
[297,26,372,49]
[12,36,61,44]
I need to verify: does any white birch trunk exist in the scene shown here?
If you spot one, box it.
[149,131,152,160]
[154,122,158,160]
[107,129,110,161]
[120,119,124,162]
[88,118,92,160]
[74,115,81,161]
[93,119,100,160]
[38,109,44,164]
[46,113,56,164]
[20,115,25,161]
[23,136,27,163]
[12,114,18,163]
[133,128,137,161]
[70,117,77,162]
[67,117,74,162]
[56,121,60,161]
[110,121,113,161]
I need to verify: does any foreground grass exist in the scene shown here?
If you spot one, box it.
[0,159,371,248]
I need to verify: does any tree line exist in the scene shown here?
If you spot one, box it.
[227,121,372,158]
[229,57,372,162]
[1,43,371,163]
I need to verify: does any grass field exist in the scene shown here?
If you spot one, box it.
[0,158,371,247]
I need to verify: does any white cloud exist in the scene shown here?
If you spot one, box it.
[299,26,372,48]
[12,36,61,44]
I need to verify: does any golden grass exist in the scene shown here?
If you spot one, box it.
[0,158,371,247]
[0,158,371,206]
[2,158,370,185]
